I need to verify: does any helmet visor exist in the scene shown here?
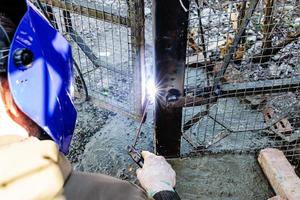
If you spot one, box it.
[7,1,77,153]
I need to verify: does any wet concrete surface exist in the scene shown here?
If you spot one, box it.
[67,102,113,164]
[169,153,275,200]
[68,105,155,182]
[68,104,276,200]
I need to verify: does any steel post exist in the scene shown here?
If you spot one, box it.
[153,0,189,157]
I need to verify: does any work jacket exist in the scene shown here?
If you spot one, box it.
[0,136,180,200]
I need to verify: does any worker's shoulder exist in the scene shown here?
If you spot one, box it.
[0,135,67,199]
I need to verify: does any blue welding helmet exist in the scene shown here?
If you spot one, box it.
[6,1,77,153]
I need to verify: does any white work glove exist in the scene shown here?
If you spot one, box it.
[136,151,176,197]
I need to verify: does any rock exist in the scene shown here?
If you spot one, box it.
[295,18,300,26]
[272,54,281,61]
[247,35,257,43]
[278,63,294,78]
[223,64,244,83]
[145,7,151,16]
[269,63,280,77]
[201,8,215,26]
[268,62,295,78]
[267,92,298,114]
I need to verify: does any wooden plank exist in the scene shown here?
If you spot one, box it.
[39,0,129,26]
[258,148,300,200]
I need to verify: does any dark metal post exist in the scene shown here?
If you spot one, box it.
[153,0,189,157]
[129,0,146,119]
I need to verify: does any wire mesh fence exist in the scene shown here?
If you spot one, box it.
[34,0,145,119]
[35,0,300,166]
[182,0,300,165]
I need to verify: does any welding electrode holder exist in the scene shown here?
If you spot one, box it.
[127,145,144,168]
[127,146,180,196]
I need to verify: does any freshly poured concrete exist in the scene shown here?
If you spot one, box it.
[169,153,275,200]
[69,105,275,199]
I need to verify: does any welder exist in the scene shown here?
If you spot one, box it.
[0,0,180,199]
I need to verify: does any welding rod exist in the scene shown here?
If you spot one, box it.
[132,99,150,147]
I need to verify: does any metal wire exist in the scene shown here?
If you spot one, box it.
[34,0,145,119]
[132,98,149,147]
[35,0,300,167]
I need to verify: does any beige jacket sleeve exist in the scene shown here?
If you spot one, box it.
[0,136,72,200]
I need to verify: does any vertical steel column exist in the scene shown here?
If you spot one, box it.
[153,0,189,157]
[130,0,146,119]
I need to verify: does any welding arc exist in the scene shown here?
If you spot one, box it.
[132,99,149,148]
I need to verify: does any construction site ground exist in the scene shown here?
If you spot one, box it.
[67,102,277,200]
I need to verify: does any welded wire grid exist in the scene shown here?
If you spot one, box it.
[183,0,300,165]
[35,0,144,119]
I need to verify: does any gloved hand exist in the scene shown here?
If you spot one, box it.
[136,151,176,197]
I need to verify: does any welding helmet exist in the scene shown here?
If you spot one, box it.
[0,0,77,153]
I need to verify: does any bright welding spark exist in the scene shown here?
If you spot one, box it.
[146,79,157,103]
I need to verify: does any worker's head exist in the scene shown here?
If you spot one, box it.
[0,1,77,153]
[0,8,41,138]
[0,74,42,137]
